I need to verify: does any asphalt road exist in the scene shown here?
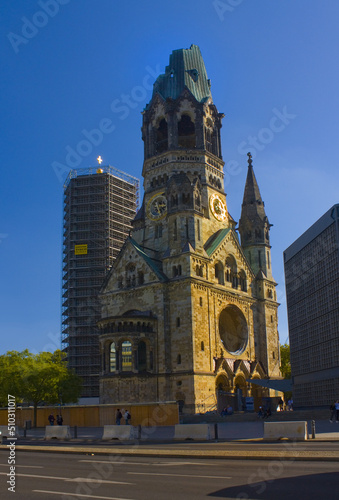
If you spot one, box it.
[1,451,339,500]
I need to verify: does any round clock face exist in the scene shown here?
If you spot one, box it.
[146,193,167,220]
[210,193,227,221]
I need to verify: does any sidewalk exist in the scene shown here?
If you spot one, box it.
[1,419,338,462]
[15,419,339,442]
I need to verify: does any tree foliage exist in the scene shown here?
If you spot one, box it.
[0,350,82,425]
[280,343,291,379]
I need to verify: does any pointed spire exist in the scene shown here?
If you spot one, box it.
[238,154,273,278]
[241,152,266,221]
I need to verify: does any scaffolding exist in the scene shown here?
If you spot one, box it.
[62,166,139,397]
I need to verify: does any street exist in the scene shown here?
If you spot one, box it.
[0,450,338,500]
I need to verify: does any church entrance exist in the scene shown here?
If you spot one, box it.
[215,374,234,413]
[250,380,266,411]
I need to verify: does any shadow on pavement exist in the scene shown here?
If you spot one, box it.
[208,471,338,499]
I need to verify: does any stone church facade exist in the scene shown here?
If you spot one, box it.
[98,45,281,413]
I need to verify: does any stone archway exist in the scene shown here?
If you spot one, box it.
[250,379,269,411]
[234,374,248,411]
[215,374,232,413]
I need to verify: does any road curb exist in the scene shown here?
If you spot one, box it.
[3,444,339,462]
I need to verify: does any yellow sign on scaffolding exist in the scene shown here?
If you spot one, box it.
[75,244,88,255]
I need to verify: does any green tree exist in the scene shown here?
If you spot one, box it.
[280,343,291,379]
[0,350,31,406]
[0,349,82,426]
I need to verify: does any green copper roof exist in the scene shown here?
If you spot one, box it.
[152,44,212,103]
[204,228,230,256]
[129,237,168,282]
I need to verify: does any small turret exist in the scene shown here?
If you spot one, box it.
[239,153,273,279]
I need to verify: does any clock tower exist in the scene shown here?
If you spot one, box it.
[98,45,281,414]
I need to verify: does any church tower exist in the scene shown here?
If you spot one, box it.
[98,46,281,413]
[239,153,280,378]
[135,44,228,257]
[239,152,273,279]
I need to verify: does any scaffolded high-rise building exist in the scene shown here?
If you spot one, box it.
[62,165,139,399]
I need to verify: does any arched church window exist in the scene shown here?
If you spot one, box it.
[225,255,237,287]
[171,194,178,208]
[178,114,196,148]
[239,270,247,292]
[195,193,201,208]
[156,118,168,153]
[201,341,205,351]
[126,263,136,288]
[205,127,213,153]
[121,340,132,371]
[214,261,224,285]
[109,342,117,372]
[137,341,147,371]
[182,193,190,205]
[138,271,144,285]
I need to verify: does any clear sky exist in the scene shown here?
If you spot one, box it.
[1,0,338,354]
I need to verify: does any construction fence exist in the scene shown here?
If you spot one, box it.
[0,401,179,428]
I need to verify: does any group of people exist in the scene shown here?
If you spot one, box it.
[48,409,132,426]
[258,406,272,418]
[48,413,63,425]
[330,400,339,423]
[115,408,131,425]
[276,398,293,412]
[220,405,233,416]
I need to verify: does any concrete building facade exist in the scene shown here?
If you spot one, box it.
[98,45,281,413]
[284,204,339,408]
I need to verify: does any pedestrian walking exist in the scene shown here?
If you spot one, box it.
[48,413,55,425]
[56,414,63,425]
[124,410,131,425]
[335,400,339,423]
[116,408,122,425]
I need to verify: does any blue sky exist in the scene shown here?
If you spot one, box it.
[1,0,338,354]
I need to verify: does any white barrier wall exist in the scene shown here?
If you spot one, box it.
[45,425,72,440]
[174,424,215,441]
[102,425,135,440]
[0,426,19,438]
[264,421,308,441]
